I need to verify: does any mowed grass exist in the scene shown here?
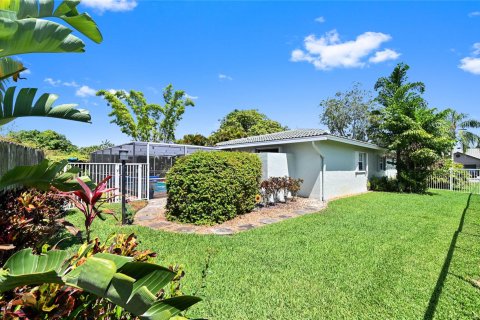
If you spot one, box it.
[65,191,480,319]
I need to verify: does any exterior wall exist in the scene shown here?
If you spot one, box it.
[454,152,480,168]
[227,140,393,201]
[258,153,291,180]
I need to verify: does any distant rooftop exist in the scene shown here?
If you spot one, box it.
[460,148,480,160]
[216,129,328,146]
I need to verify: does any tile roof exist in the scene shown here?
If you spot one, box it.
[216,129,328,146]
[464,148,480,159]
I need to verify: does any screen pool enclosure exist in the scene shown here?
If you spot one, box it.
[88,142,216,199]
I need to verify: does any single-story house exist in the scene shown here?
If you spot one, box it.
[454,148,480,169]
[216,129,396,201]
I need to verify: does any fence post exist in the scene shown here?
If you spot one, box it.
[115,164,120,202]
[137,164,142,199]
[449,168,453,191]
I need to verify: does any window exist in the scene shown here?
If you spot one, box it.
[378,156,387,171]
[357,152,367,172]
[256,148,279,153]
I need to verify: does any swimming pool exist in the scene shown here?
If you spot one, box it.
[150,177,167,193]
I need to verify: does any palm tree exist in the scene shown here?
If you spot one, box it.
[447,110,480,152]
[0,0,103,125]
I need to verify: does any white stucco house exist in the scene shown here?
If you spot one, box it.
[216,129,395,201]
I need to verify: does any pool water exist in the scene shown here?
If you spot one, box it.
[153,181,167,193]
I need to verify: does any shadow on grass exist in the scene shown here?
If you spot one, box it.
[423,193,472,320]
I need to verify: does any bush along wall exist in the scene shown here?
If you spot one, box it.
[166,151,262,225]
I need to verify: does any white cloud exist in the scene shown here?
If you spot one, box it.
[474,42,480,55]
[44,77,61,86]
[369,48,400,63]
[459,43,480,75]
[76,85,97,97]
[63,81,79,87]
[185,94,198,100]
[459,57,480,75]
[81,0,137,12]
[315,16,325,23]
[107,89,127,95]
[469,11,480,17]
[218,74,233,81]
[291,29,396,70]
[21,69,31,75]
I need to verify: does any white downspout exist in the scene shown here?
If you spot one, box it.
[312,141,326,202]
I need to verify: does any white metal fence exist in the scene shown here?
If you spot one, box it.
[66,163,149,202]
[428,169,480,194]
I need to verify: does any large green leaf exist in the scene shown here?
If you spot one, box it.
[0,0,102,44]
[0,86,91,125]
[0,159,91,191]
[0,248,69,292]
[0,57,26,81]
[0,249,202,320]
[0,17,85,58]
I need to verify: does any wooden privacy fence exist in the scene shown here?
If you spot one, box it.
[0,141,44,177]
[428,169,480,194]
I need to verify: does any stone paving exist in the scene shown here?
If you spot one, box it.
[134,197,326,235]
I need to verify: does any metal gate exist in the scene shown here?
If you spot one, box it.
[66,163,149,202]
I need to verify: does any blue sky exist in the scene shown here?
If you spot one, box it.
[6,1,480,146]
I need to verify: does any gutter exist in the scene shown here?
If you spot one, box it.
[311,141,326,202]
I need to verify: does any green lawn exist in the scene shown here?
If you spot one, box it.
[65,191,480,319]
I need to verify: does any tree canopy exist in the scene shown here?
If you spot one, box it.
[7,129,76,152]
[176,133,210,146]
[97,85,194,143]
[209,109,287,144]
[319,82,375,141]
[370,63,454,192]
[446,110,480,152]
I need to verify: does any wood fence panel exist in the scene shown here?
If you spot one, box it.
[0,141,45,177]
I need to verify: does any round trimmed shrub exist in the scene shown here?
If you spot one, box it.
[166,151,262,225]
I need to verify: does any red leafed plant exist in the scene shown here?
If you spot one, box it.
[59,176,117,242]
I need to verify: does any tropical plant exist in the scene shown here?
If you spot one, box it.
[446,109,480,152]
[209,109,287,144]
[320,82,376,141]
[287,177,303,201]
[370,63,454,193]
[0,187,75,264]
[0,159,90,191]
[0,247,201,319]
[259,177,304,205]
[97,85,195,143]
[58,176,116,242]
[0,0,102,125]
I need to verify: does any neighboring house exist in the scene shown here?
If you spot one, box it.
[454,148,480,169]
[216,129,395,201]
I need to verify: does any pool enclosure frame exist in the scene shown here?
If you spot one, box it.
[89,142,216,199]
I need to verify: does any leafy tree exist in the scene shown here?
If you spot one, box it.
[209,109,287,144]
[319,82,375,141]
[7,129,76,152]
[371,63,454,193]
[177,133,210,146]
[0,0,102,125]
[97,85,194,143]
[446,110,480,152]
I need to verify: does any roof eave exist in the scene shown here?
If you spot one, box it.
[216,135,384,150]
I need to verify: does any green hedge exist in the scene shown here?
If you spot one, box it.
[166,151,262,225]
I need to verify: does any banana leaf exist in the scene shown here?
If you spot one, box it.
[0,0,102,44]
[0,57,25,81]
[0,249,202,320]
[0,159,92,191]
[0,86,91,125]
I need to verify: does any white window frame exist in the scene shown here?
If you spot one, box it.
[378,155,387,171]
[356,152,368,173]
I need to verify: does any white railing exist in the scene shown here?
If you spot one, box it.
[428,169,480,194]
[66,163,149,202]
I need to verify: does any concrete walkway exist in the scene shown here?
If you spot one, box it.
[134,197,326,235]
